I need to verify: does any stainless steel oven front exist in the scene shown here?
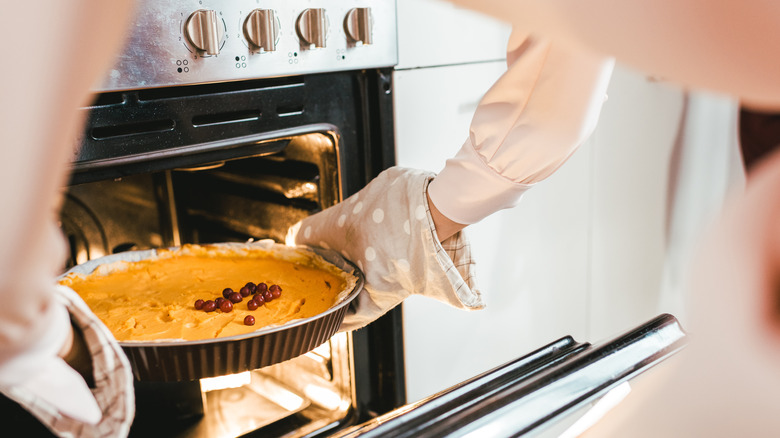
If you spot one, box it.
[64,1,403,437]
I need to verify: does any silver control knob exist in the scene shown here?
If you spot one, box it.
[344,7,372,45]
[184,9,224,55]
[243,9,279,52]
[296,8,327,49]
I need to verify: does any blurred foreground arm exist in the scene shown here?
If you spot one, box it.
[448,0,780,110]
[0,1,136,436]
[583,148,780,436]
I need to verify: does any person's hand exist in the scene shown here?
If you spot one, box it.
[287,167,484,331]
[3,286,135,438]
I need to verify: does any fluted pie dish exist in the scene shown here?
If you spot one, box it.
[58,241,363,381]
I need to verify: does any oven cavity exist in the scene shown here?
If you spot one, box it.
[65,35,401,433]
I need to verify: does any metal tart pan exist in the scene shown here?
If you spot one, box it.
[60,242,363,381]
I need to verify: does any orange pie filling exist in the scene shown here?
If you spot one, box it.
[58,244,356,342]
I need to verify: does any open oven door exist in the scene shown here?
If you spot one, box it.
[329,313,686,438]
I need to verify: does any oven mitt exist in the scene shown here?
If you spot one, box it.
[1,286,135,438]
[287,166,485,331]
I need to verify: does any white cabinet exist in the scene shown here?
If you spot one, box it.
[587,69,685,339]
[396,0,510,69]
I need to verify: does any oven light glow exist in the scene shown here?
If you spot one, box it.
[75,249,88,264]
[311,341,332,358]
[248,372,308,411]
[304,384,345,411]
[285,182,317,199]
[76,248,106,265]
[200,371,251,392]
[285,222,302,246]
[270,389,307,412]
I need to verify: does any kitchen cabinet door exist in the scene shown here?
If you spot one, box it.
[396,0,510,70]
[394,61,593,402]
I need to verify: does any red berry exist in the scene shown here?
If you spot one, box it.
[244,315,255,326]
[222,288,234,299]
[239,286,251,297]
[269,284,282,293]
[247,299,259,311]
[194,299,205,310]
[219,300,233,313]
[215,297,226,307]
[244,282,257,294]
[203,300,216,312]
[263,291,273,302]
[253,294,265,304]
[229,292,243,303]
[256,283,268,294]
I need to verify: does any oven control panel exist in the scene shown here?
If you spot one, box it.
[96,0,397,92]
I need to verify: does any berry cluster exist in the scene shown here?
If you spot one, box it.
[193,281,283,326]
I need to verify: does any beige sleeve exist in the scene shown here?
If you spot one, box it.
[428,31,613,224]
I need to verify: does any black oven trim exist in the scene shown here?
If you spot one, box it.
[71,70,396,190]
[70,124,333,184]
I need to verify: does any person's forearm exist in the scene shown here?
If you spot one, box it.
[428,32,613,226]
[427,191,466,242]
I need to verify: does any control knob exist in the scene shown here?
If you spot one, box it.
[296,8,327,49]
[344,7,372,45]
[243,9,279,52]
[184,9,224,55]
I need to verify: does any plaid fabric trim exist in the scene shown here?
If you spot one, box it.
[423,177,484,310]
[58,285,135,438]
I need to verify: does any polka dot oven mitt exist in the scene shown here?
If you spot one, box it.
[287,166,485,331]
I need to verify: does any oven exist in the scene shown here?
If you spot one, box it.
[63,1,688,436]
[63,1,402,437]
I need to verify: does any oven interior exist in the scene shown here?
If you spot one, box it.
[62,132,339,268]
[62,132,355,438]
[60,67,403,437]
